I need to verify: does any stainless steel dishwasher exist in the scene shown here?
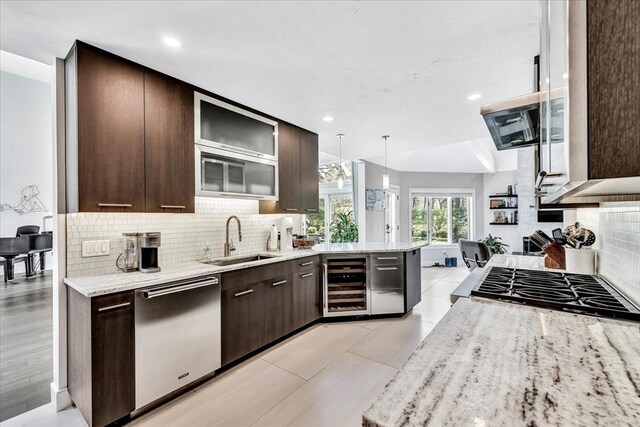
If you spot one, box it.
[135,274,221,410]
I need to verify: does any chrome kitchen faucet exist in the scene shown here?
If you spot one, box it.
[224,215,242,257]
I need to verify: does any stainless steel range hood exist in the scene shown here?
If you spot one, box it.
[480,93,541,151]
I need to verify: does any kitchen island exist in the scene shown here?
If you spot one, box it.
[363,271,640,426]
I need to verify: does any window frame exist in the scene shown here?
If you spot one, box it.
[409,187,476,246]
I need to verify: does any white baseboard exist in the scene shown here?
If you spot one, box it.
[50,383,72,411]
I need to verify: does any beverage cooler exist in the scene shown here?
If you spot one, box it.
[323,256,370,317]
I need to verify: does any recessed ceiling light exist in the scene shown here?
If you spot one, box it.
[468,93,482,101]
[163,36,181,48]
[322,116,334,122]
[562,72,568,79]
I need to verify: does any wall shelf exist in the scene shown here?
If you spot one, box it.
[490,207,519,210]
[489,222,518,225]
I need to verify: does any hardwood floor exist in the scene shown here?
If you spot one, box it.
[2,266,469,427]
[0,271,53,422]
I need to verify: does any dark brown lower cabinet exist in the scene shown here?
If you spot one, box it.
[293,268,322,329]
[68,289,135,427]
[404,249,422,312]
[262,271,294,344]
[221,280,263,366]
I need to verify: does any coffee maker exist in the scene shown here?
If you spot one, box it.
[138,232,161,273]
[117,232,139,272]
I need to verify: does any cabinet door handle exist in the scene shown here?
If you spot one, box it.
[98,203,132,208]
[376,256,398,260]
[305,208,318,212]
[300,272,314,278]
[323,263,328,309]
[376,267,398,271]
[300,261,314,266]
[272,280,287,287]
[284,208,298,212]
[97,302,131,312]
[160,205,186,209]
[234,289,254,297]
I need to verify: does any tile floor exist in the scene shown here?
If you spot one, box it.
[0,266,469,427]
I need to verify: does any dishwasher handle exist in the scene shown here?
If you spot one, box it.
[140,276,219,299]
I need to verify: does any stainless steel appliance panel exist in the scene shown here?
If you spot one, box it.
[135,275,221,409]
[370,263,405,314]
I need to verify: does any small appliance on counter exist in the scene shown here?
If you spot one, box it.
[139,232,161,273]
[117,232,140,272]
[280,217,294,251]
[267,224,279,252]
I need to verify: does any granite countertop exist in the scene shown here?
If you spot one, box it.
[450,254,559,303]
[312,242,426,253]
[363,298,640,426]
[65,242,426,297]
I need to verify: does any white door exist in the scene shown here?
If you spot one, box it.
[384,188,399,243]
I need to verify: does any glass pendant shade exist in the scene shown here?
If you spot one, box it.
[382,173,390,190]
[337,176,344,189]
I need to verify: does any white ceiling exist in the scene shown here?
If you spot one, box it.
[0,0,539,173]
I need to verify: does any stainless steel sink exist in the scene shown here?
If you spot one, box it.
[202,254,278,266]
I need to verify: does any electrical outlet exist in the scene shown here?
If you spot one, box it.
[82,240,111,257]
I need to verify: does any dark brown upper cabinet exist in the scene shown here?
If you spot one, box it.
[299,128,320,214]
[144,71,195,213]
[66,42,195,213]
[67,42,146,212]
[259,123,319,214]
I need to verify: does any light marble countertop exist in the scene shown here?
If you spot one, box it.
[312,242,426,253]
[65,242,425,297]
[363,297,640,426]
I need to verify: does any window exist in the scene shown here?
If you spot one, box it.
[410,190,474,245]
[305,161,357,243]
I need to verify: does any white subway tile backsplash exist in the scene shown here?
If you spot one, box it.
[66,197,302,277]
[576,201,640,305]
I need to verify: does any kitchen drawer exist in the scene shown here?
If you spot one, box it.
[370,264,404,290]
[222,261,290,291]
[293,256,320,273]
[371,288,404,315]
[370,253,403,266]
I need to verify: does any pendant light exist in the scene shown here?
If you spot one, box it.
[337,134,345,189]
[382,135,390,190]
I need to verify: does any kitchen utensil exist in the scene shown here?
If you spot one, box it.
[582,230,596,247]
[529,232,550,250]
[530,230,553,249]
[552,228,567,245]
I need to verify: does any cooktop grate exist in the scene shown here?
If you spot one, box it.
[472,267,640,321]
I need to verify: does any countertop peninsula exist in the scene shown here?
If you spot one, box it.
[363,297,640,426]
[64,242,426,297]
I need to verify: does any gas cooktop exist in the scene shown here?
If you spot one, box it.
[471,267,640,321]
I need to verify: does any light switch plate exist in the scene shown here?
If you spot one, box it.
[82,240,111,257]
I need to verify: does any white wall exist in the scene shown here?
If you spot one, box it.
[515,146,564,247]
[483,170,520,253]
[362,161,485,265]
[0,70,53,273]
[400,170,485,264]
[363,161,401,243]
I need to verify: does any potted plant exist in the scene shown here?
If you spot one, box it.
[330,211,359,243]
[482,234,509,255]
